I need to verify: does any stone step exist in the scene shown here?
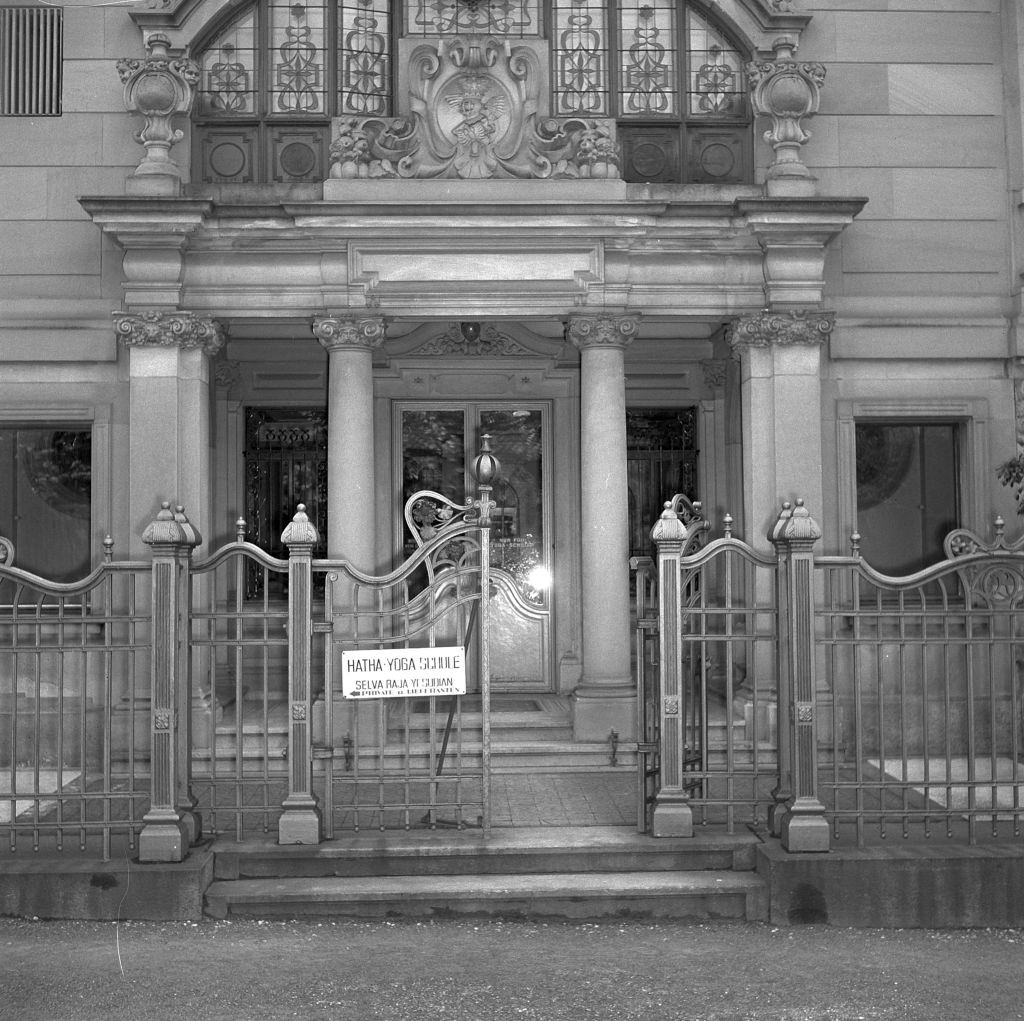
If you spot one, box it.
[203,870,768,921]
[212,828,758,881]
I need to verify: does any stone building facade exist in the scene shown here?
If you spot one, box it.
[1,0,1021,750]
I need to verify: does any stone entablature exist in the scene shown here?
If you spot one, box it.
[82,193,864,321]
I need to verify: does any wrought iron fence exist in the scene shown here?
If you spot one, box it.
[0,536,152,858]
[816,522,1024,846]
[637,497,1024,849]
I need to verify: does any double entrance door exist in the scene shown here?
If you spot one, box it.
[244,401,554,692]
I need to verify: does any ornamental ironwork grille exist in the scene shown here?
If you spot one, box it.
[0,6,62,116]
[193,0,750,184]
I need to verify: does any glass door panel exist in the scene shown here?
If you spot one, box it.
[397,402,553,692]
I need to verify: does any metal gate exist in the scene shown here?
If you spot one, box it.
[313,472,495,835]
[190,442,500,842]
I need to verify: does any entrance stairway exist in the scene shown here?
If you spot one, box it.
[203,827,768,921]
[196,694,635,773]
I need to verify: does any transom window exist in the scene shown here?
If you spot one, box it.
[193,0,751,185]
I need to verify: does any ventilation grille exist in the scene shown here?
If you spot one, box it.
[1,6,62,116]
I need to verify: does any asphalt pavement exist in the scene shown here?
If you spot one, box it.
[2,916,1022,1021]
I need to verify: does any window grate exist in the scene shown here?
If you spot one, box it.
[1,6,62,116]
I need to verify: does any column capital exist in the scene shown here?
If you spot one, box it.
[566,314,639,351]
[114,309,224,355]
[727,309,834,355]
[313,315,387,351]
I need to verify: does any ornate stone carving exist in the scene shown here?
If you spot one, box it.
[291,702,308,722]
[115,310,224,354]
[328,37,621,181]
[701,359,728,390]
[746,38,824,188]
[727,309,834,354]
[117,33,199,183]
[413,322,532,356]
[566,314,639,350]
[313,315,387,351]
[154,710,172,730]
[664,697,680,716]
[213,359,241,392]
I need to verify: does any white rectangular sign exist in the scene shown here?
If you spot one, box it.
[341,646,467,699]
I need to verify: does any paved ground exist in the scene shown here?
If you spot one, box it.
[2,916,1022,1021]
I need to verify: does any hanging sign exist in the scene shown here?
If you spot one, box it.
[341,646,467,699]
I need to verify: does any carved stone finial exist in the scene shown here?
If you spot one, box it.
[116,33,199,187]
[727,309,834,355]
[281,504,319,547]
[313,316,387,351]
[114,310,224,355]
[770,498,822,548]
[566,314,640,351]
[142,500,202,550]
[746,38,825,196]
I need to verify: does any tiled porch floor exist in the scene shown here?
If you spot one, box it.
[489,770,637,828]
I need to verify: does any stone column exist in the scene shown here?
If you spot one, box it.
[727,309,834,554]
[567,313,638,742]
[116,310,223,559]
[312,316,386,569]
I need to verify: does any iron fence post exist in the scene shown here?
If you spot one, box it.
[650,501,694,837]
[771,499,830,852]
[279,504,322,844]
[139,502,201,863]
[472,436,499,837]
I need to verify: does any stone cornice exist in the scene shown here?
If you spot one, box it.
[114,309,224,354]
[566,314,640,351]
[727,309,835,351]
[313,315,387,351]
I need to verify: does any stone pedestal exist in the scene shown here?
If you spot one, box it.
[568,314,638,742]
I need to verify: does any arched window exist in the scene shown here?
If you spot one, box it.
[192,0,751,185]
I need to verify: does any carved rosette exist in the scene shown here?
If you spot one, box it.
[114,310,224,355]
[727,309,834,355]
[566,314,639,351]
[746,38,825,182]
[116,33,199,180]
[313,315,387,352]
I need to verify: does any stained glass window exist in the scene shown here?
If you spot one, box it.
[406,0,540,37]
[552,1,609,115]
[193,1,751,185]
[339,0,390,115]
